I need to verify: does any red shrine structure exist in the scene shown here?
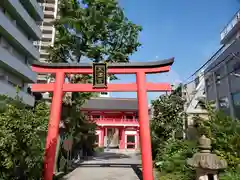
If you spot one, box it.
[31,58,174,180]
[82,97,151,150]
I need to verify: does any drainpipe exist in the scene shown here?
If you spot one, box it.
[212,73,220,109]
[224,63,235,118]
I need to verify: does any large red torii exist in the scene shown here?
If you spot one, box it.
[31,58,174,180]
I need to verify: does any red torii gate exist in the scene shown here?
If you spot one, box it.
[31,58,174,180]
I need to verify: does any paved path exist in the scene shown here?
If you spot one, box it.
[61,151,144,180]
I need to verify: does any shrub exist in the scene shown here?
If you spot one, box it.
[0,95,49,179]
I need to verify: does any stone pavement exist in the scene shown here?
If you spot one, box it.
[61,151,147,180]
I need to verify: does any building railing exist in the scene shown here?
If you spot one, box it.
[90,117,139,124]
[221,10,240,41]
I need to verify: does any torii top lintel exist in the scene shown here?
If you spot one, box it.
[32,58,174,74]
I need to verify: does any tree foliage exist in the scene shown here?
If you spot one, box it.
[0,95,49,179]
[151,87,186,159]
[195,106,240,169]
[47,0,142,172]
[151,87,240,180]
[150,86,195,180]
[48,0,142,63]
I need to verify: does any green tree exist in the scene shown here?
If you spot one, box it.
[151,86,186,159]
[47,0,142,172]
[150,86,196,180]
[0,95,49,179]
[151,90,240,180]
[49,0,142,64]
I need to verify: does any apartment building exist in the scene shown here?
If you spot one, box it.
[0,0,43,106]
[204,10,240,119]
[35,0,59,82]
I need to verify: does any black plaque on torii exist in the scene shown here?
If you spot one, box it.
[93,63,107,88]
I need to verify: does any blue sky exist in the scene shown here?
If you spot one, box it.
[110,0,240,102]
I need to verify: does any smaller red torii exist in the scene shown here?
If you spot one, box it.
[31,58,174,180]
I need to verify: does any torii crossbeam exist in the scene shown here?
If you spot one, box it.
[31,58,174,180]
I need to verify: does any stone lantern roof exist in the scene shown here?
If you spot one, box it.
[187,135,227,170]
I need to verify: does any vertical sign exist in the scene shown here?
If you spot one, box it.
[93,63,107,88]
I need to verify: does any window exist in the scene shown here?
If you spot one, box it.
[215,73,221,85]
[219,97,229,108]
[219,97,230,115]
[126,135,135,149]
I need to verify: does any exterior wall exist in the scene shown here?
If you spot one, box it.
[203,9,240,119]
[204,39,240,119]
[0,0,43,106]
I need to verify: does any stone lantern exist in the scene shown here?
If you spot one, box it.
[187,135,227,180]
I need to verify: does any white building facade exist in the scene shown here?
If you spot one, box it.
[34,0,59,83]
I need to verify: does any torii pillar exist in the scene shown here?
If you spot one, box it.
[31,58,174,180]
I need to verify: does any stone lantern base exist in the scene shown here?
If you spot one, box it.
[196,169,218,180]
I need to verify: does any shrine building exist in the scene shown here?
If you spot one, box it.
[82,97,151,150]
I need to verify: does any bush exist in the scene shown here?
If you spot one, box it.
[195,109,240,169]
[0,95,49,179]
[151,90,240,179]
[155,139,196,180]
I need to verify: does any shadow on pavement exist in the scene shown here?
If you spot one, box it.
[54,152,141,179]
[62,163,143,180]
[92,152,132,160]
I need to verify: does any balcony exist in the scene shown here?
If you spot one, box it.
[0,80,35,106]
[5,0,42,40]
[42,33,53,40]
[42,25,54,32]
[43,18,55,24]
[44,10,55,19]
[44,3,56,9]
[91,118,139,126]
[0,46,37,82]
[0,10,40,60]
[220,10,240,44]
[19,0,44,21]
